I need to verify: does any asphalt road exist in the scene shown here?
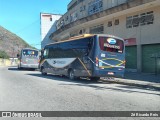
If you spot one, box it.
[0,66,160,119]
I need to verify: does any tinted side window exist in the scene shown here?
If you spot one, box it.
[47,37,94,58]
[47,44,57,58]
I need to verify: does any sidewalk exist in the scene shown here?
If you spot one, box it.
[102,72,160,91]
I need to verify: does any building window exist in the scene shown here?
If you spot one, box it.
[60,19,64,27]
[140,12,154,26]
[146,11,154,25]
[99,0,103,8]
[50,17,52,21]
[79,29,86,34]
[65,16,68,21]
[114,19,119,25]
[78,0,84,3]
[70,12,78,22]
[126,16,133,28]
[140,11,154,25]
[140,13,146,26]
[80,5,86,12]
[88,0,103,15]
[90,24,104,34]
[108,21,112,27]
[132,15,139,27]
[126,11,154,28]
[79,30,83,34]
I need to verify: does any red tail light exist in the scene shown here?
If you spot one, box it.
[21,59,26,64]
[124,60,126,66]
[96,57,99,66]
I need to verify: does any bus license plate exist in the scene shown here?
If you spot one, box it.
[108,72,114,75]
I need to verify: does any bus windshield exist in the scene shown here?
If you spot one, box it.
[99,37,124,53]
[22,50,38,56]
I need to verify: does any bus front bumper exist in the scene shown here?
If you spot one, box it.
[21,64,39,69]
[93,69,125,78]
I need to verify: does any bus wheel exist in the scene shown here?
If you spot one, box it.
[41,67,47,75]
[90,77,100,81]
[68,69,75,80]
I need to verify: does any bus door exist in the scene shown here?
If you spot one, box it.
[81,38,94,76]
[42,48,51,73]
[47,45,59,74]
[94,36,125,77]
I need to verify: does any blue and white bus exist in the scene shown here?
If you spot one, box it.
[18,48,39,70]
[40,34,125,80]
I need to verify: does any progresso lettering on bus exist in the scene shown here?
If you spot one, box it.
[40,34,125,81]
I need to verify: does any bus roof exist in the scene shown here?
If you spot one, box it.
[45,34,95,47]
[45,34,124,48]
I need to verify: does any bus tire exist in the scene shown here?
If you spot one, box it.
[68,69,75,80]
[41,67,47,75]
[90,77,100,81]
[31,68,36,71]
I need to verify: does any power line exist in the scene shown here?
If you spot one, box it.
[16,19,39,34]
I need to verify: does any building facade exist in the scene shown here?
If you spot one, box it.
[40,13,61,48]
[49,0,160,73]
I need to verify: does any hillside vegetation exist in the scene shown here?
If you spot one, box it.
[0,26,34,58]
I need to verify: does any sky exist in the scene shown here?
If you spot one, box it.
[0,0,71,49]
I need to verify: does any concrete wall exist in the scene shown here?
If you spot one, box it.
[0,58,18,66]
[57,0,128,28]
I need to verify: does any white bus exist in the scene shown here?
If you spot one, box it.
[17,48,39,70]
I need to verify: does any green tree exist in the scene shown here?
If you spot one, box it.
[0,50,9,59]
